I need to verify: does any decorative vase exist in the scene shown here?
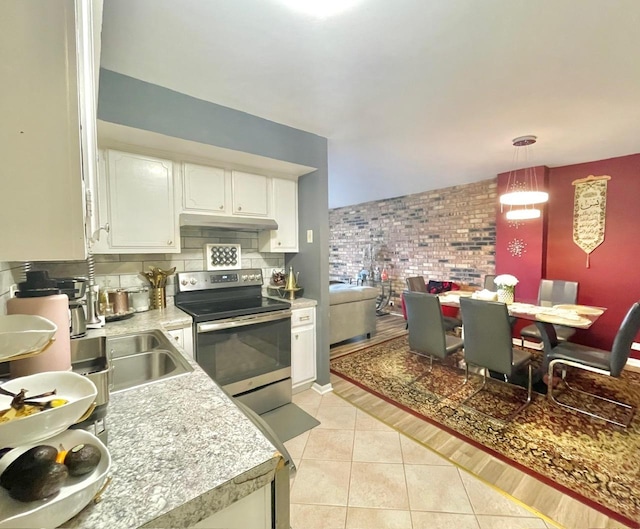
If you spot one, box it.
[497,286,515,305]
[150,287,166,309]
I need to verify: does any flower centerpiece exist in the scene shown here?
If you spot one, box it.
[494,274,518,304]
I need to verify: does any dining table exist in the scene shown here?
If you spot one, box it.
[437,291,607,385]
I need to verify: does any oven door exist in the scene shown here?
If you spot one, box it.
[195,309,292,400]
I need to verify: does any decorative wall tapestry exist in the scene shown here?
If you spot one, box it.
[572,174,610,267]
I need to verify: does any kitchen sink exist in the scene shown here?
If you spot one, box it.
[108,330,193,393]
[108,332,163,357]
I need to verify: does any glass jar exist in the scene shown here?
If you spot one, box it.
[126,287,150,312]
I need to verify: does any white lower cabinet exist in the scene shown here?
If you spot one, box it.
[166,326,194,359]
[291,306,316,391]
[192,485,271,529]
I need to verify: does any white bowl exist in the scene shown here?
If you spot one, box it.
[0,315,57,362]
[0,372,97,447]
[0,429,111,529]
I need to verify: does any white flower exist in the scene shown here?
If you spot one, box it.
[494,274,519,287]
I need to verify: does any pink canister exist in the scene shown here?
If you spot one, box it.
[8,271,72,377]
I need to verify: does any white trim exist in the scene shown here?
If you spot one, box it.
[312,382,333,395]
[513,338,544,350]
[627,357,640,370]
[631,342,640,351]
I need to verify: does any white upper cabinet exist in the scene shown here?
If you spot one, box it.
[259,178,299,253]
[182,163,229,214]
[0,0,101,261]
[232,171,269,217]
[92,150,180,253]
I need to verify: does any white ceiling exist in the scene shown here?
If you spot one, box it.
[100,0,640,208]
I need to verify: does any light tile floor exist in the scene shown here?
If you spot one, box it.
[286,389,557,529]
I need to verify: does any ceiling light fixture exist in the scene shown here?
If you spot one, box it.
[505,208,541,220]
[499,135,548,220]
[277,0,363,18]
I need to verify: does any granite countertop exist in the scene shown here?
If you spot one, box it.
[62,302,284,528]
[263,293,317,310]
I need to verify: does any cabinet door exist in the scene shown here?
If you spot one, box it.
[183,163,228,214]
[100,150,179,253]
[193,485,271,529]
[0,0,97,261]
[166,328,184,349]
[232,171,269,217]
[273,179,298,251]
[167,327,194,359]
[259,178,298,252]
[291,307,316,390]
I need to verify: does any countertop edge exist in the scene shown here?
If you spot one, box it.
[63,301,283,528]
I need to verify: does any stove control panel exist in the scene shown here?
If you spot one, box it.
[176,269,264,292]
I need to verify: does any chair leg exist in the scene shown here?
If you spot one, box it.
[462,363,532,422]
[460,366,488,405]
[409,355,434,385]
[410,354,464,400]
[547,359,635,428]
[504,363,533,422]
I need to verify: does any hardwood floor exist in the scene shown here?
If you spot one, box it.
[328,313,630,529]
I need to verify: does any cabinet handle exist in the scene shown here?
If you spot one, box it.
[219,205,224,210]
[237,206,242,212]
[277,241,281,246]
[295,334,299,340]
[299,315,310,321]
[167,240,173,245]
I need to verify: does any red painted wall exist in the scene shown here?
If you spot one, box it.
[545,153,640,351]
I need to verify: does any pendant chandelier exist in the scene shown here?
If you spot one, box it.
[499,135,548,220]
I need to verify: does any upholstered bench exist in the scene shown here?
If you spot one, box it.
[329,283,378,345]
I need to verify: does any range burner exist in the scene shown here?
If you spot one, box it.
[177,296,290,322]
[174,269,290,321]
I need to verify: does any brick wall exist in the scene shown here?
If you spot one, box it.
[329,178,497,310]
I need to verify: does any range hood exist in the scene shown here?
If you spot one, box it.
[180,213,278,231]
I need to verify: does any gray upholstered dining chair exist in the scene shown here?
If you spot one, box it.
[405,276,461,331]
[404,291,464,388]
[459,297,533,421]
[520,279,579,346]
[546,301,640,428]
[405,276,428,292]
[483,274,497,291]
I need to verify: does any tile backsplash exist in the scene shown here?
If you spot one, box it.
[0,262,23,314]
[1,227,285,313]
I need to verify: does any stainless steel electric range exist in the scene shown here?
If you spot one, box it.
[174,269,292,414]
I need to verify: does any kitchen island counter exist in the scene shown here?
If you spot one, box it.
[63,303,284,528]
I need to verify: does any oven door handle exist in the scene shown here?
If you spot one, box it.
[197,309,292,333]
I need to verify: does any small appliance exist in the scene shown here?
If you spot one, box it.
[56,277,88,338]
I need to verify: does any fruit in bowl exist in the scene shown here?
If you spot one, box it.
[0,442,102,502]
[271,269,286,286]
[0,429,111,528]
[0,372,97,447]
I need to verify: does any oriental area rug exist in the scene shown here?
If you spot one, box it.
[330,335,640,527]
